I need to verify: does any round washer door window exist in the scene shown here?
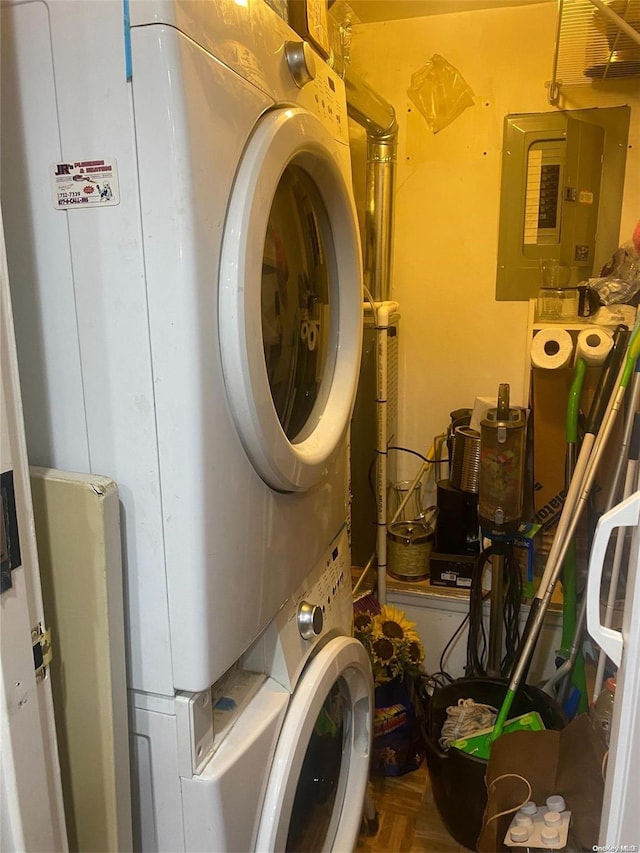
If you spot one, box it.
[254,636,373,852]
[219,107,362,492]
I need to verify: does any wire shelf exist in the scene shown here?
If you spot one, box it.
[550,0,640,101]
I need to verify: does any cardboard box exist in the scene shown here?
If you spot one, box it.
[531,359,620,530]
[531,366,574,530]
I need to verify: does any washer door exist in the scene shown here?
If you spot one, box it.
[219,107,363,492]
[255,636,372,853]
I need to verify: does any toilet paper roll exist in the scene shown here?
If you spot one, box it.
[530,328,574,369]
[575,327,613,366]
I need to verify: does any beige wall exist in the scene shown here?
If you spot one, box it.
[348,2,640,496]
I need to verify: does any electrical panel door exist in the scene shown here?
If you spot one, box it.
[496,111,608,301]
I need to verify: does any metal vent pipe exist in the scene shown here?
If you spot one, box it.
[340,66,398,601]
[343,68,398,301]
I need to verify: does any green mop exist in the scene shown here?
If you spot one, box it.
[558,357,589,713]
[451,322,640,759]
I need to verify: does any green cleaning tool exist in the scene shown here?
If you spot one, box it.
[452,322,640,759]
[558,358,587,711]
[543,356,591,713]
[559,356,588,711]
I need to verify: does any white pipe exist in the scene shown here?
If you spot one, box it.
[373,300,400,604]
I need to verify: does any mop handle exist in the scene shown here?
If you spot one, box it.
[546,328,635,574]
[494,324,640,729]
[602,361,640,510]
[533,329,631,601]
[585,326,631,433]
[566,358,587,445]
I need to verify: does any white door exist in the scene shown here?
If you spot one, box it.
[219,107,363,492]
[255,636,372,852]
[0,217,68,851]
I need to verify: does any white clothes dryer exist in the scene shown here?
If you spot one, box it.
[1,0,363,695]
[131,525,373,852]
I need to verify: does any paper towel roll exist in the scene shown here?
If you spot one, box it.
[530,328,574,369]
[575,327,613,365]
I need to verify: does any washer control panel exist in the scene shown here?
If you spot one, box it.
[242,524,352,690]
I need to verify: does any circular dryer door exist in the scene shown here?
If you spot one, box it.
[219,107,363,492]
[255,635,372,853]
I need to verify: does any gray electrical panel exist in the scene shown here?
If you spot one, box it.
[495,106,630,301]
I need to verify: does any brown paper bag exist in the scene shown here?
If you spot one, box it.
[477,713,606,852]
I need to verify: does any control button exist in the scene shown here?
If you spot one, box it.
[298,601,323,640]
[284,41,317,89]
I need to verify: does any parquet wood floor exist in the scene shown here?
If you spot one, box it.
[356,763,472,852]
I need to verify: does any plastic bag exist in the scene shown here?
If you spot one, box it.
[588,240,640,306]
[407,54,474,134]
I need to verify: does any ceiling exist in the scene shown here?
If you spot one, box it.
[340,0,554,24]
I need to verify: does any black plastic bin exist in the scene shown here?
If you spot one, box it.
[422,677,566,851]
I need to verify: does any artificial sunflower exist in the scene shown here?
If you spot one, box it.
[371,636,395,665]
[407,639,425,665]
[373,604,420,645]
[354,611,374,634]
[353,601,425,687]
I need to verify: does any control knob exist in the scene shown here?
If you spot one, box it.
[297,600,323,640]
[284,40,317,89]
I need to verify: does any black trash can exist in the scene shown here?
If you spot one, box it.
[421,677,566,851]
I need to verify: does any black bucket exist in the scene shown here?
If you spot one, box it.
[421,677,566,851]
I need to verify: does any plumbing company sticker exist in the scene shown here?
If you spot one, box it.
[50,158,120,209]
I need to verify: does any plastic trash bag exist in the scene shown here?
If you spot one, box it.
[587,240,640,306]
[407,54,475,134]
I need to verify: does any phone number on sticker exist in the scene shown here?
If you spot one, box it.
[58,197,89,205]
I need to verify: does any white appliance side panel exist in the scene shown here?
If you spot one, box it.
[181,679,289,853]
[131,700,185,853]
[130,25,272,691]
[1,0,173,694]
[599,520,640,845]
[0,219,68,852]
[1,1,89,470]
[131,25,351,691]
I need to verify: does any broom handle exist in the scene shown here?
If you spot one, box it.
[533,328,630,606]
[492,390,621,737]
[491,324,640,740]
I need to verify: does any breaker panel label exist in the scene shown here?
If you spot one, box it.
[50,158,120,209]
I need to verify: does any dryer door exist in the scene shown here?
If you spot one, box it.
[254,635,372,853]
[219,107,363,492]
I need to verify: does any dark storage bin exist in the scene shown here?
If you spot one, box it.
[422,678,566,851]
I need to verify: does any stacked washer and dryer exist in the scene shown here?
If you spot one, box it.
[1,0,372,849]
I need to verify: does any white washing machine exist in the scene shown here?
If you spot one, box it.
[132,524,373,852]
[1,0,363,698]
